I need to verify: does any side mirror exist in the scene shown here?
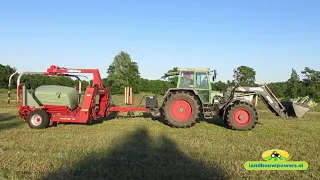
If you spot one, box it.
[233,69,239,85]
[212,70,217,82]
[233,69,238,79]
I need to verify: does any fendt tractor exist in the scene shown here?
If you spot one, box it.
[8,65,312,130]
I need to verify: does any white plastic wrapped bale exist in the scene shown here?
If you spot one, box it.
[32,85,79,110]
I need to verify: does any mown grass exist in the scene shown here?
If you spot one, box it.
[0,91,319,180]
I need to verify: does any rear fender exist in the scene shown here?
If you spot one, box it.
[163,88,199,99]
[162,88,202,107]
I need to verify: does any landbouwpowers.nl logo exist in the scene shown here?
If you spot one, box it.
[244,149,308,170]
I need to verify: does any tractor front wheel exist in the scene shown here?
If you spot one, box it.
[163,91,200,128]
[27,110,50,129]
[225,101,258,130]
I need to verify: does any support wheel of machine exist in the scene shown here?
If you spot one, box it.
[225,102,258,130]
[27,110,50,129]
[163,91,200,128]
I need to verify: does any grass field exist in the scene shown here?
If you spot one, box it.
[0,91,319,180]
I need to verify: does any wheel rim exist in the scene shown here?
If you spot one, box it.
[233,108,251,126]
[170,99,192,121]
[30,114,42,126]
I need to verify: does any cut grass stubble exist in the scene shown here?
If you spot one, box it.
[0,92,319,180]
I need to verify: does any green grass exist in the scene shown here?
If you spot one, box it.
[0,92,319,180]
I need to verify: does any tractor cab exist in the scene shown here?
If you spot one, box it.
[175,68,217,104]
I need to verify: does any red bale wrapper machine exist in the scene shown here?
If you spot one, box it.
[7,65,154,128]
[8,65,315,130]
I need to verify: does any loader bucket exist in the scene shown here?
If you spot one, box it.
[292,103,311,118]
[281,102,312,118]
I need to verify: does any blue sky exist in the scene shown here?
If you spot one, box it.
[1,0,319,84]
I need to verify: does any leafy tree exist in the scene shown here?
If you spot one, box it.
[74,79,90,91]
[135,78,170,95]
[102,78,108,87]
[236,66,256,86]
[139,78,151,93]
[284,69,301,99]
[211,81,228,91]
[301,67,320,101]
[161,67,178,87]
[106,51,141,94]
[19,75,76,89]
[148,79,170,95]
[226,80,234,86]
[267,82,287,98]
[0,64,17,88]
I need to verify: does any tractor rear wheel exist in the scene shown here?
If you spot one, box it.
[163,91,200,128]
[225,101,258,130]
[27,110,50,129]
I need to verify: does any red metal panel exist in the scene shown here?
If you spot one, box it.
[98,94,107,117]
[46,65,103,87]
[46,88,95,123]
[78,87,95,122]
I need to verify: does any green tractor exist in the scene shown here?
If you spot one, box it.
[161,68,258,130]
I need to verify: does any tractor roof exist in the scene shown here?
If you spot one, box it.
[164,68,211,77]
[177,68,210,72]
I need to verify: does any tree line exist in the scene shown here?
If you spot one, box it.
[0,51,319,101]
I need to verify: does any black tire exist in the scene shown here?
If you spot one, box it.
[27,110,50,129]
[225,101,258,130]
[162,91,200,128]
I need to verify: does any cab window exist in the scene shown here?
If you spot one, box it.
[196,72,209,89]
[179,71,194,88]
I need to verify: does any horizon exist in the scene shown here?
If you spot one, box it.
[1,0,319,84]
[2,61,314,84]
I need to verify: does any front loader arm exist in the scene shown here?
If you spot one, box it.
[234,85,288,117]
